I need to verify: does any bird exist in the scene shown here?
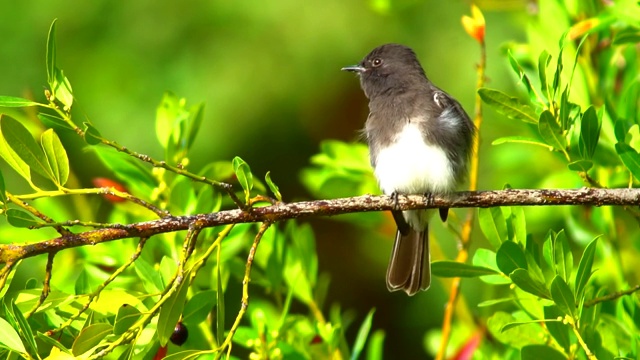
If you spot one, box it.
[342,43,475,295]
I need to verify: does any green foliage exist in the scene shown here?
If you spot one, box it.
[0,20,380,360]
[0,1,639,359]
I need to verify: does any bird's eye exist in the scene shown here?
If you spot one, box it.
[372,58,383,67]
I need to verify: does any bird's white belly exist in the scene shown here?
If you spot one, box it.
[374,123,454,195]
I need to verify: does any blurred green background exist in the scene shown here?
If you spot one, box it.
[0,0,577,358]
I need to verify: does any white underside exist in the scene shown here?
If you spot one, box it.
[374,123,454,229]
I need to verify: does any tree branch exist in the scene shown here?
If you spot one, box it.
[1,187,638,263]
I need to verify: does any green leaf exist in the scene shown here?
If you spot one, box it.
[478,88,538,124]
[578,106,601,160]
[558,87,572,131]
[83,122,102,145]
[0,170,6,206]
[186,102,204,149]
[46,19,57,86]
[1,115,54,180]
[265,171,282,201]
[613,28,640,45]
[567,160,593,172]
[550,276,576,317]
[232,156,253,203]
[134,258,164,295]
[551,47,564,94]
[492,136,553,149]
[41,129,69,186]
[472,248,511,284]
[0,317,26,354]
[544,306,570,353]
[478,207,507,249]
[365,329,385,360]
[554,230,573,282]
[6,209,40,227]
[574,237,599,299]
[496,241,528,274]
[507,51,537,102]
[538,50,551,96]
[351,308,375,360]
[10,302,37,355]
[511,206,527,245]
[113,304,142,336]
[510,269,551,299]
[615,119,630,143]
[538,110,567,151]
[487,311,546,348]
[52,68,74,110]
[183,290,217,325]
[521,344,567,360]
[431,261,499,278]
[615,143,640,181]
[157,270,191,346]
[0,118,31,183]
[0,96,39,108]
[37,113,74,132]
[71,323,113,356]
[155,92,188,150]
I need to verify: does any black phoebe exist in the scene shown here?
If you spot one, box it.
[342,43,475,295]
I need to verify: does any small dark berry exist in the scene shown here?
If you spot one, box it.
[170,322,189,346]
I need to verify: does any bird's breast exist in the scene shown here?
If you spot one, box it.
[373,122,455,195]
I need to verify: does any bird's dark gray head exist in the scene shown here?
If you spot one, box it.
[342,43,428,98]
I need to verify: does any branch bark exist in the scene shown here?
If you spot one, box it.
[2,187,639,262]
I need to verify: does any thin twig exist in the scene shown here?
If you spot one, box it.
[214,221,272,359]
[584,285,640,307]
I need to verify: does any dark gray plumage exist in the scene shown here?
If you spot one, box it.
[342,43,474,295]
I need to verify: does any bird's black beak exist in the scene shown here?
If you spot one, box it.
[341,65,366,73]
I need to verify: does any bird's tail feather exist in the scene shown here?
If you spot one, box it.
[386,226,431,295]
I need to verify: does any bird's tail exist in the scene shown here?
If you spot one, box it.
[386,226,431,295]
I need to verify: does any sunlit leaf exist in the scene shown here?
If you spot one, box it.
[567,160,593,172]
[232,156,253,203]
[538,50,551,97]
[550,276,576,317]
[478,88,538,124]
[52,68,73,110]
[521,344,567,360]
[578,106,600,160]
[0,317,26,354]
[37,113,74,132]
[46,19,57,86]
[510,269,551,299]
[113,304,142,336]
[157,270,191,346]
[0,96,39,108]
[538,110,566,151]
[71,323,113,356]
[83,122,102,145]
[1,115,54,180]
[478,207,507,249]
[616,143,640,181]
[265,171,282,201]
[575,237,599,299]
[6,209,40,228]
[182,290,217,325]
[544,305,570,353]
[351,308,375,360]
[554,230,573,282]
[492,136,552,149]
[41,129,69,186]
[432,261,499,278]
